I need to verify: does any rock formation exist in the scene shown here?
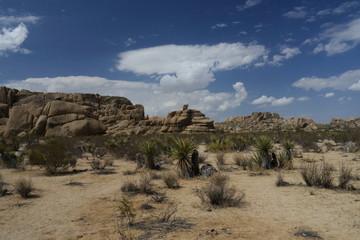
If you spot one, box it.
[216,112,322,133]
[0,87,215,136]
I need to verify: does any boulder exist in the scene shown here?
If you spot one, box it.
[42,100,86,117]
[5,106,34,136]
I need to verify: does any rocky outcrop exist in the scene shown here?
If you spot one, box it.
[216,112,322,133]
[0,87,215,136]
[329,117,360,130]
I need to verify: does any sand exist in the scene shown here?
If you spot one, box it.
[1,146,359,240]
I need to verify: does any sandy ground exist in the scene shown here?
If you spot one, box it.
[1,145,360,240]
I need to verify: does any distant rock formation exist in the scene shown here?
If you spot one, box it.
[0,87,215,136]
[329,117,360,130]
[216,112,322,132]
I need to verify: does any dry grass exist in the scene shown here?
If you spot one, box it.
[338,164,352,189]
[162,172,180,189]
[215,152,225,165]
[13,178,34,198]
[275,172,289,186]
[301,162,333,188]
[233,154,253,170]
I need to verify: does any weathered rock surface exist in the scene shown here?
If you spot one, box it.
[216,112,324,132]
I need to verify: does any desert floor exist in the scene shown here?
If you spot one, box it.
[1,144,360,240]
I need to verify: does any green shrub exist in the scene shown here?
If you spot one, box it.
[28,138,77,175]
[255,136,273,169]
[140,140,159,169]
[118,197,136,225]
[171,138,197,177]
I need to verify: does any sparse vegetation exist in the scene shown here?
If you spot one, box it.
[294,226,323,239]
[118,197,136,225]
[157,203,178,222]
[301,162,333,188]
[338,164,352,189]
[275,172,289,186]
[162,172,180,189]
[121,174,154,194]
[171,138,197,177]
[233,154,252,170]
[255,136,274,169]
[197,173,245,207]
[0,173,8,196]
[140,140,159,169]
[14,178,34,198]
[215,152,225,165]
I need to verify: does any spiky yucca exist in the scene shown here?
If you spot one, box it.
[255,136,273,169]
[140,141,158,169]
[171,138,197,176]
[282,140,294,161]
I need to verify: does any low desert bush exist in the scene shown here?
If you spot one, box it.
[215,152,225,165]
[338,164,352,189]
[28,138,77,175]
[14,178,34,198]
[197,173,245,207]
[157,203,178,222]
[118,197,136,225]
[151,193,167,203]
[121,174,154,194]
[0,173,7,196]
[294,226,322,239]
[198,153,207,163]
[233,154,252,170]
[121,181,139,193]
[301,162,333,188]
[275,172,289,186]
[162,172,180,189]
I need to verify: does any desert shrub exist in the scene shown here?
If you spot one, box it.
[121,181,139,193]
[215,152,225,165]
[138,174,154,194]
[197,173,245,207]
[251,152,263,167]
[162,172,180,189]
[338,164,352,189]
[233,154,252,170]
[14,178,34,198]
[0,137,22,169]
[157,203,178,222]
[275,172,289,186]
[0,173,8,196]
[28,138,77,175]
[151,193,167,203]
[198,153,207,163]
[301,162,333,188]
[171,138,197,177]
[118,197,136,225]
[294,226,323,239]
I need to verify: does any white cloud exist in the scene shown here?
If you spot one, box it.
[116,43,267,92]
[313,17,360,55]
[317,1,359,16]
[297,96,310,101]
[251,95,294,106]
[339,96,352,101]
[283,6,307,19]
[0,15,40,25]
[0,23,29,55]
[237,0,262,11]
[293,69,360,91]
[211,23,228,29]
[270,47,301,65]
[6,76,248,117]
[324,92,335,98]
[124,37,136,47]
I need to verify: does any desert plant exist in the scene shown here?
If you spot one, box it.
[118,197,136,225]
[233,154,252,170]
[275,172,289,186]
[0,173,8,196]
[215,152,225,165]
[198,153,207,163]
[338,164,352,189]
[282,140,294,161]
[121,180,139,193]
[151,193,167,203]
[0,138,22,169]
[162,172,180,189]
[28,138,77,175]
[301,162,333,188]
[171,138,197,177]
[14,178,34,198]
[158,203,178,222]
[197,173,245,207]
[294,226,323,239]
[140,140,159,169]
[255,136,273,169]
[138,174,154,194]
[251,151,263,167]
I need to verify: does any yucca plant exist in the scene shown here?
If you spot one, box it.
[140,140,159,169]
[171,138,197,177]
[282,140,294,161]
[255,136,273,169]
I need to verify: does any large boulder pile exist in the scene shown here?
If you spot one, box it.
[329,117,360,130]
[216,112,321,132]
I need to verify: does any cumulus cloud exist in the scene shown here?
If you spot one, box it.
[293,69,360,91]
[324,92,335,98]
[251,95,294,106]
[211,23,228,29]
[0,23,29,55]
[116,43,267,92]
[283,6,308,19]
[297,96,310,101]
[237,0,262,11]
[317,1,359,16]
[0,15,40,25]
[6,76,248,117]
[270,47,301,65]
[312,17,360,55]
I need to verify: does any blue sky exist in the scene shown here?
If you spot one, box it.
[0,0,359,122]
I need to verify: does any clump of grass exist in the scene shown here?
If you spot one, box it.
[300,162,333,188]
[275,172,289,186]
[338,164,352,189]
[152,193,167,203]
[157,203,178,222]
[196,173,245,207]
[233,154,252,170]
[294,226,323,239]
[215,152,225,165]
[121,180,139,193]
[14,178,34,198]
[162,172,180,189]
[198,153,207,163]
[121,174,154,194]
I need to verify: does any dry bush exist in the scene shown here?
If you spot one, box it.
[233,154,252,170]
[197,173,245,207]
[152,193,167,203]
[121,181,139,193]
[198,153,207,163]
[138,174,154,194]
[118,197,136,225]
[301,162,333,188]
[162,172,180,189]
[294,226,323,239]
[215,153,225,165]
[275,172,289,186]
[157,203,178,222]
[338,164,352,189]
[0,173,8,196]
[14,178,34,198]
